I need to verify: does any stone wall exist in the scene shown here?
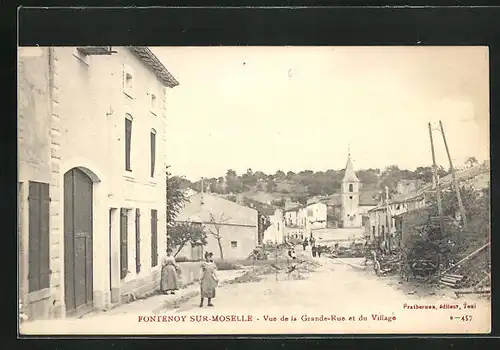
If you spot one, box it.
[120,262,203,302]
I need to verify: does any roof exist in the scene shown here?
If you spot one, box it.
[284,206,303,213]
[176,193,258,226]
[369,164,490,212]
[321,194,342,206]
[343,155,360,182]
[129,47,179,88]
[243,197,277,216]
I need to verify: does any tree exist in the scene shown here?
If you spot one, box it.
[226,169,244,193]
[423,184,490,265]
[266,179,277,193]
[167,222,208,257]
[166,167,189,228]
[207,212,231,261]
[414,166,434,184]
[275,170,286,179]
[465,156,479,168]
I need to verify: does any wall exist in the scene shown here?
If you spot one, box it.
[18,47,54,320]
[120,262,203,301]
[400,209,430,245]
[203,223,258,260]
[311,228,365,243]
[341,181,362,228]
[18,48,52,184]
[263,210,285,244]
[305,203,327,230]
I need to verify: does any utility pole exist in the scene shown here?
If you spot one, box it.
[385,186,392,251]
[428,122,445,236]
[439,120,468,229]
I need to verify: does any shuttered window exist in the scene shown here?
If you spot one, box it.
[150,130,156,178]
[135,209,141,273]
[120,208,128,279]
[151,209,158,267]
[125,116,132,171]
[28,182,50,292]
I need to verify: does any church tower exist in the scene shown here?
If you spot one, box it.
[340,152,362,228]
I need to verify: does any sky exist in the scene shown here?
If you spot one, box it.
[152,46,490,181]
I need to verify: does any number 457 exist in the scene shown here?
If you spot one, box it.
[462,315,473,322]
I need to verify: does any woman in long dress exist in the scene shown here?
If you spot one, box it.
[160,248,179,295]
[199,252,218,307]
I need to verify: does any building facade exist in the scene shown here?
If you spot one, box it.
[175,193,259,260]
[305,202,328,230]
[18,46,178,321]
[263,208,285,244]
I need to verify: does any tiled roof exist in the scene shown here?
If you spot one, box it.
[129,47,179,88]
[320,194,341,206]
[176,193,258,226]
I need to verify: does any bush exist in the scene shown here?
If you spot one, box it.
[175,256,189,262]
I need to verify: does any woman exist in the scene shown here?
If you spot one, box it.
[200,252,218,307]
[160,248,179,295]
[311,244,317,258]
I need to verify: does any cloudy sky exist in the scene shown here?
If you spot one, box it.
[152,46,489,181]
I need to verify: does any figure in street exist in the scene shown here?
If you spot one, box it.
[302,238,309,251]
[317,245,322,258]
[312,245,317,258]
[160,248,179,295]
[200,252,218,307]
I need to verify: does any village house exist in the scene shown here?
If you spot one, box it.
[284,205,302,227]
[366,163,490,245]
[174,193,258,261]
[263,208,286,245]
[18,46,178,320]
[304,201,328,230]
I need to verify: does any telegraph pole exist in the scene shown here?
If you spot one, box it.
[428,123,445,236]
[439,120,468,229]
[385,186,392,251]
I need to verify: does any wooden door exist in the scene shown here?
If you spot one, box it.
[64,168,93,315]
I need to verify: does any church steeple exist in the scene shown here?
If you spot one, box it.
[343,153,360,182]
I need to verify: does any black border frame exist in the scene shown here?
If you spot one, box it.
[8,4,500,347]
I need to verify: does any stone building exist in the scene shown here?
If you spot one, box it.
[340,153,363,228]
[174,193,258,260]
[18,46,178,320]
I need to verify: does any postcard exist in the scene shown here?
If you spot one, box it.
[18,46,490,335]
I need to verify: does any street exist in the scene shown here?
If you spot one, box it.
[20,251,490,335]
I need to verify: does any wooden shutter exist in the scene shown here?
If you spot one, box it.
[135,209,141,273]
[39,183,51,289]
[150,131,156,178]
[28,182,51,292]
[125,117,132,171]
[151,210,158,267]
[120,208,128,279]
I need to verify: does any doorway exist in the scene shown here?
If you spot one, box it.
[64,168,94,316]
